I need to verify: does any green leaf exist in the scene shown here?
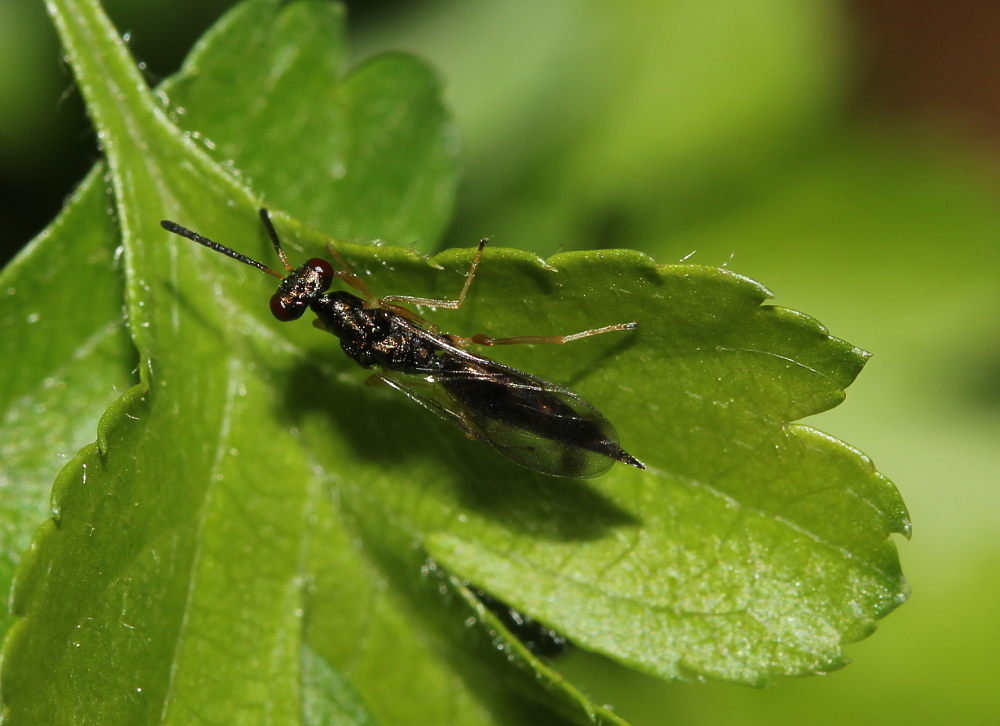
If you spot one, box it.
[0,165,135,638]
[161,0,458,248]
[0,0,609,724]
[300,645,380,726]
[0,0,908,724]
[555,121,1000,726]
[354,256,909,683]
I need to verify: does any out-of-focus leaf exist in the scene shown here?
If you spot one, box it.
[162,0,458,249]
[354,0,849,254]
[300,644,380,726]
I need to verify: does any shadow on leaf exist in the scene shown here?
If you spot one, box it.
[282,358,640,542]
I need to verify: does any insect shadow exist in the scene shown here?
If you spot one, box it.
[283,358,639,542]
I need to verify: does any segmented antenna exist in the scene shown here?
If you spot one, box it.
[258,209,294,272]
[159,220,283,279]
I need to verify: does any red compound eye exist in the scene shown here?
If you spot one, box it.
[270,294,305,321]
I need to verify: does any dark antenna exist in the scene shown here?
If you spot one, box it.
[159,219,284,280]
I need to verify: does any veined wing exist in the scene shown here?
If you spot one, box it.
[373,339,640,478]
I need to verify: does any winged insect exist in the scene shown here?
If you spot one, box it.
[160,210,644,478]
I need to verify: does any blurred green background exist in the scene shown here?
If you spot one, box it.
[4,0,999,724]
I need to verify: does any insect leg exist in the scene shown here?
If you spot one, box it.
[380,302,437,329]
[320,232,441,325]
[380,239,487,311]
[321,244,381,303]
[451,320,638,348]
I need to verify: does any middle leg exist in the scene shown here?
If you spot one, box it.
[380,239,488,311]
[449,320,638,348]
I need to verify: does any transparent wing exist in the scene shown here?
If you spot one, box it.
[374,343,631,478]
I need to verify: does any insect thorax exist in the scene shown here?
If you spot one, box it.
[312,293,442,372]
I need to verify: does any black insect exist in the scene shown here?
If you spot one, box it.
[159,209,645,478]
[471,586,570,658]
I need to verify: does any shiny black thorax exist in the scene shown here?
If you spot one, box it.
[311,291,444,373]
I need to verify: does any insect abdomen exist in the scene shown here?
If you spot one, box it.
[439,360,629,477]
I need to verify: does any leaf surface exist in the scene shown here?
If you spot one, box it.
[0,0,608,724]
[0,166,134,637]
[162,0,457,248]
[0,0,908,724]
